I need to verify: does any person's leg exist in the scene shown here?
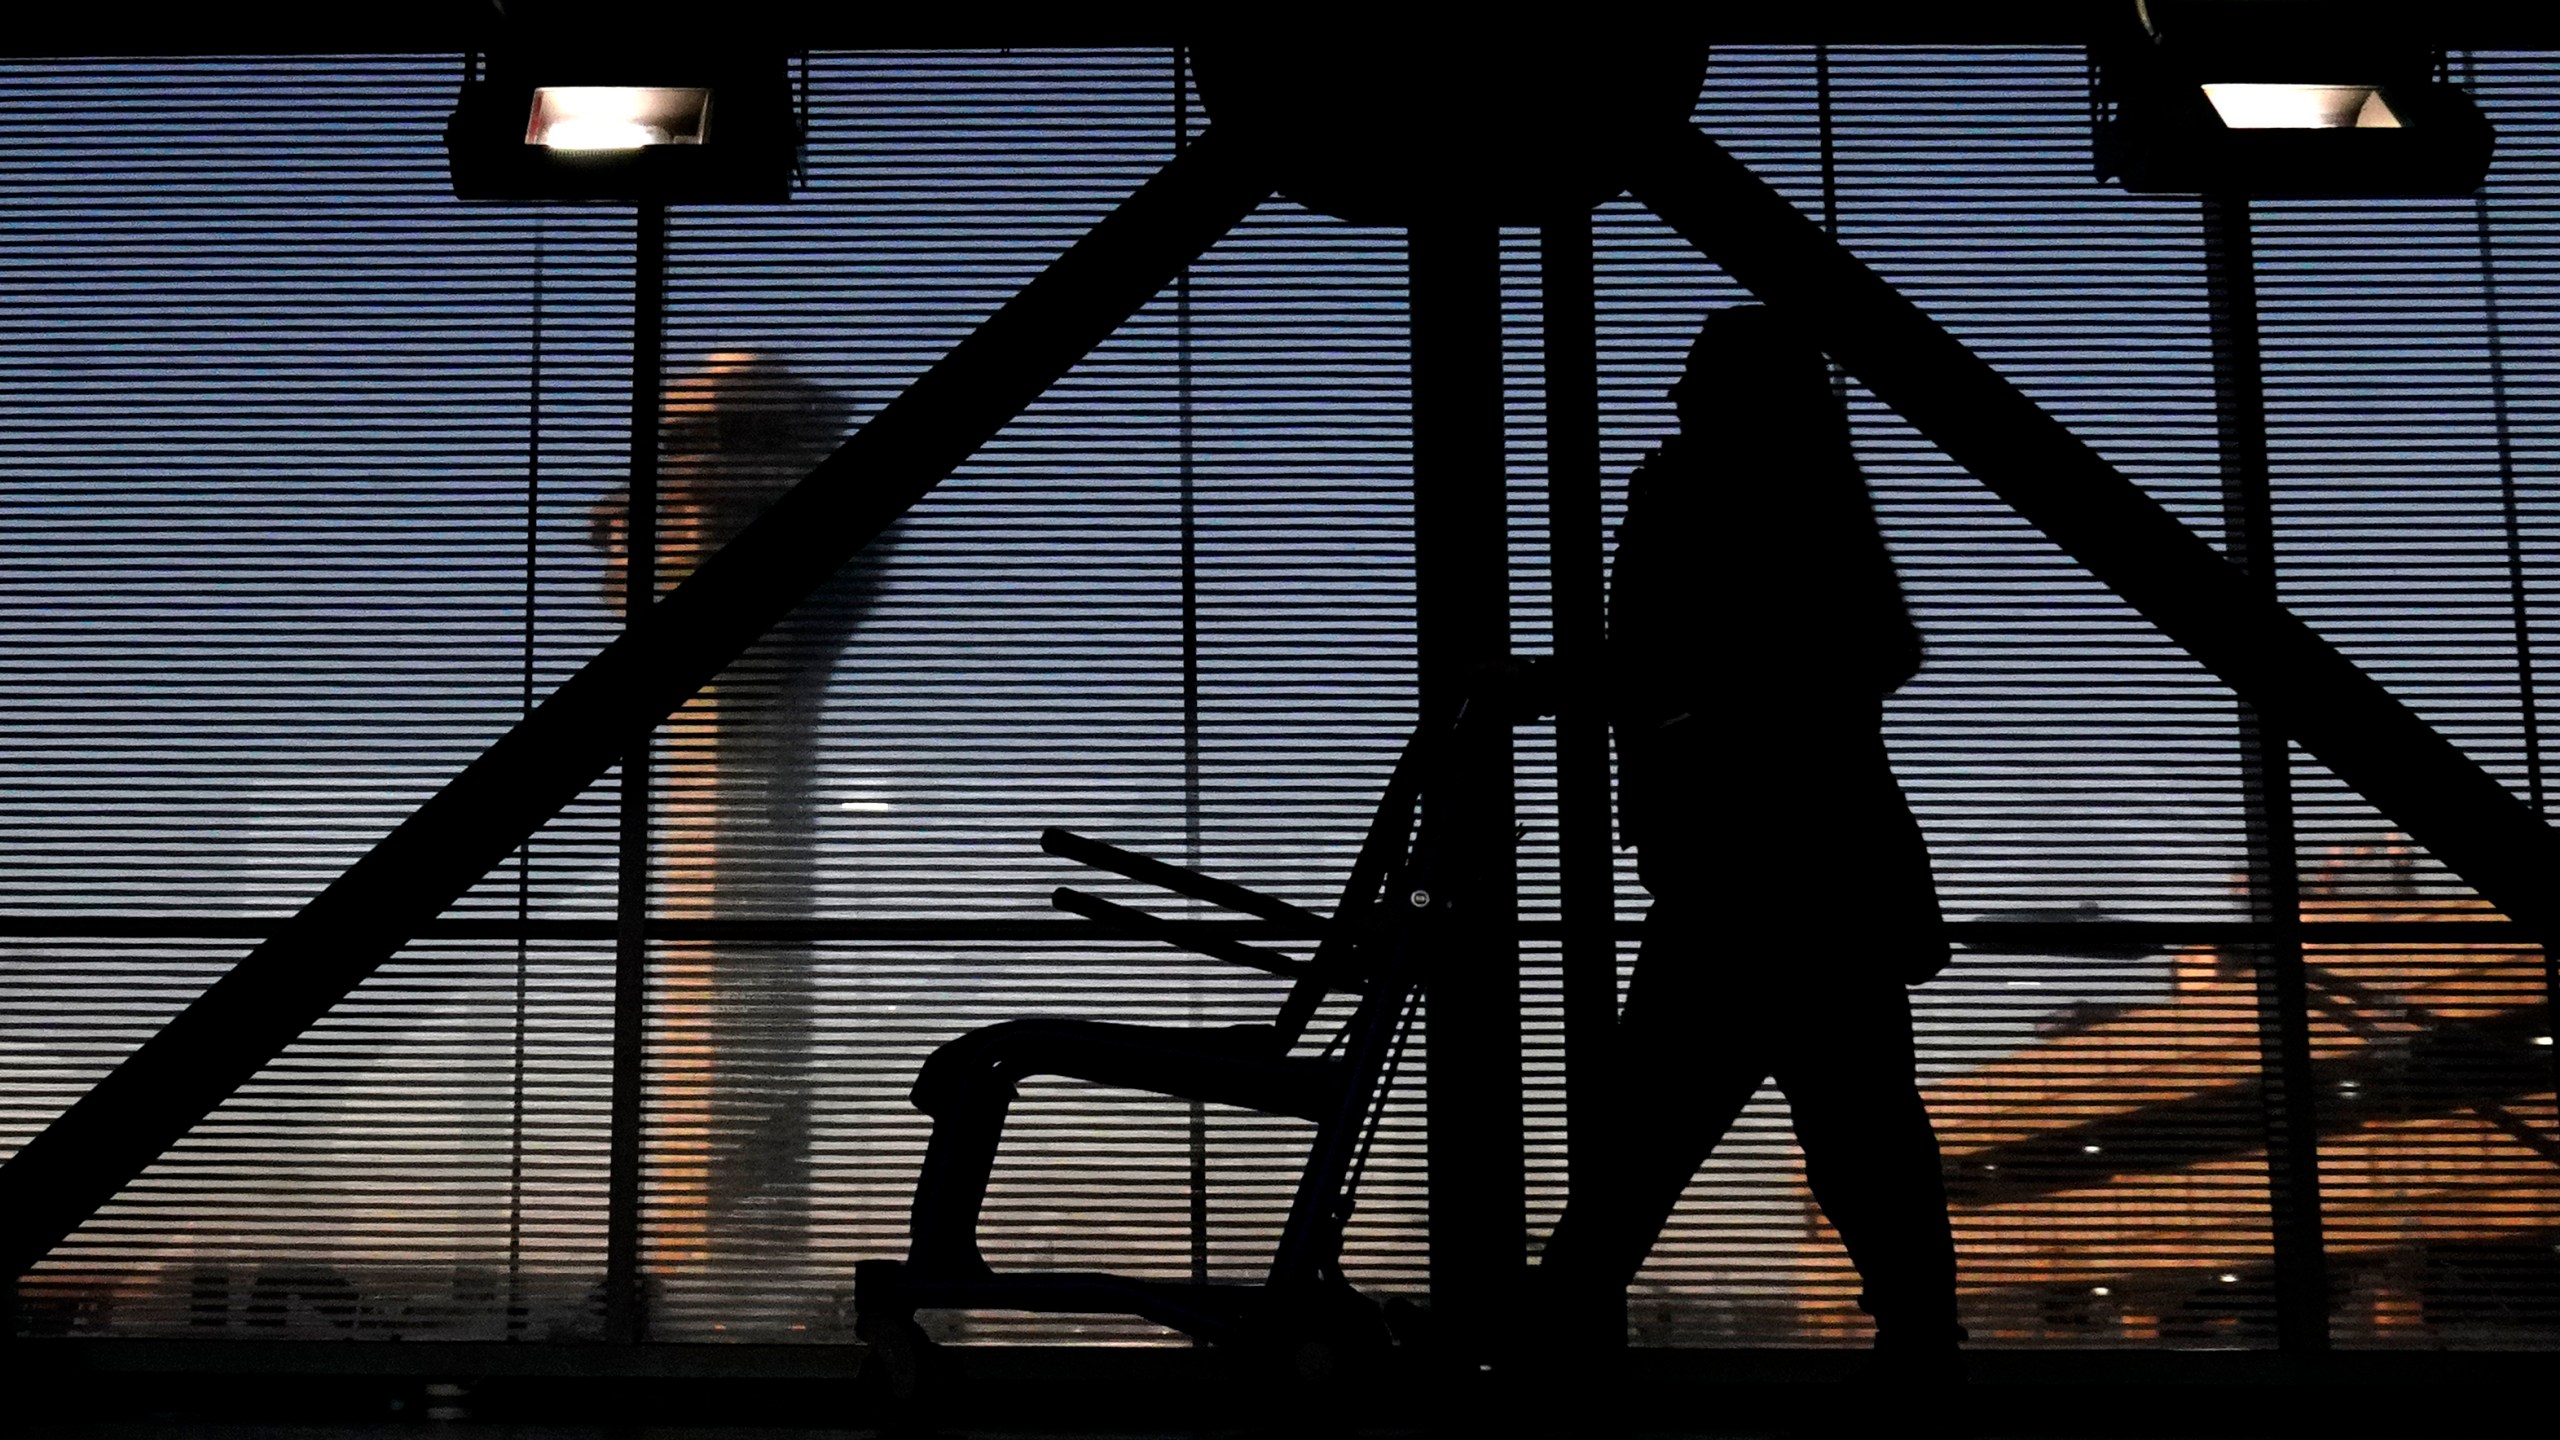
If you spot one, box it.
[1775,977,1962,1357]
[1540,896,1770,1330]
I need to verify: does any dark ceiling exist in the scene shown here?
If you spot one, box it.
[9,1,2560,57]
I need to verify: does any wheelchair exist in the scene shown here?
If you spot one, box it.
[855,674,1539,1390]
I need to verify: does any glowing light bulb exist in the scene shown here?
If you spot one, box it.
[526,87,710,151]
[2202,83,2401,130]
[541,117,669,151]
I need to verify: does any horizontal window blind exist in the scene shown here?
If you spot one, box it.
[639,51,1420,1339]
[0,57,625,1340]
[0,44,2550,1353]
[2252,50,2560,1347]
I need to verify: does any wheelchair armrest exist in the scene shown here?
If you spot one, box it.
[1052,886,1364,992]
[1042,828,1327,926]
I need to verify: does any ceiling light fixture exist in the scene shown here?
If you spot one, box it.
[2092,2,2491,197]
[448,43,799,203]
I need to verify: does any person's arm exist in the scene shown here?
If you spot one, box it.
[1605,444,1702,733]
[1815,452,1922,695]
[1862,509,1923,694]
[1607,445,1691,857]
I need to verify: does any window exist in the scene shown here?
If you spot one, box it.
[1,45,2551,1351]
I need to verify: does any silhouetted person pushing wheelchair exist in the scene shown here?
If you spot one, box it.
[1540,304,1963,1376]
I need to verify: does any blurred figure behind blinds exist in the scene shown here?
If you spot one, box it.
[1540,306,1962,1374]
[591,354,894,1293]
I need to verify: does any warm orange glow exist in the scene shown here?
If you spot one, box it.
[1792,849,2557,1345]
[594,353,846,1299]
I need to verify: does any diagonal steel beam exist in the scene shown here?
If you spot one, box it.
[0,130,1272,1279]
[1624,122,2560,942]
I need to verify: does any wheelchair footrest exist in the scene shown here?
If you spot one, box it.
[857,1258,1388,1353]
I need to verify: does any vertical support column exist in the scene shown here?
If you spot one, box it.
[2204,194,2330,1352]
[1540,209,1620,1345]
[1411,220,1519,1348]
[606,200,667,1345]
[1174,46,1212,1299]
[508,213,547,1337]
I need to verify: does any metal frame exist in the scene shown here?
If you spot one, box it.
[604,200,667,1345]
[1539,205,1618,1347]
[0,129,1275,1280]
[1409,218,1522,1345]
[4,91,2555,1364]
[2202,193,2330,1352]
[854,707,1488,1366]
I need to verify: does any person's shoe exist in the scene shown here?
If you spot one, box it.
[1866,1340,1966,1387]
[1855,1332,1970,1439]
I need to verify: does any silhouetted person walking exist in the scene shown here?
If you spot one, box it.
[1540,305,1962,1373]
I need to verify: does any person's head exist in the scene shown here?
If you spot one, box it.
[1668,304,1841,443]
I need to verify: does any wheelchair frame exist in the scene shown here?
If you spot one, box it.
[853,694,1515,1370]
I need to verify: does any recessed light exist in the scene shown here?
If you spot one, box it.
[527,87,711,151]
[2201,83,2401,131]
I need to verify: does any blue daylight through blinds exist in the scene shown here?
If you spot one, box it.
[0,46,2553,1350]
